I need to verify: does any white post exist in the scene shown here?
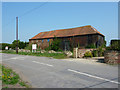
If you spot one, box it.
[76,48,78,58]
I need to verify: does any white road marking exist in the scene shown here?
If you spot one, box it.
[68,69,120,84]
[10,57,25,60]
[2,56,29,61]
[32,61,53,67]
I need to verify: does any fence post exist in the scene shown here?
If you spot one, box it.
[76,48,78,58]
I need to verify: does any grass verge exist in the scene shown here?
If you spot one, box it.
[0,64,31,88]
[2,50,67,59]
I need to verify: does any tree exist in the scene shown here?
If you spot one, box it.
[0,43,11,50]
[11,40,26,49]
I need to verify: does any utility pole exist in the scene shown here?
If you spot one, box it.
[16,17,18,54]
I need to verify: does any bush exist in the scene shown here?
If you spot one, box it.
[45,46,51,51]
[92,50,98,57]
[98,47,104,56]
[49,37,62,51]
[84,51,93,57]
[25,44,32,51]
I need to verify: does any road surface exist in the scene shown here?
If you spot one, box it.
[1,53,119,88]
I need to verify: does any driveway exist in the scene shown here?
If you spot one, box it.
[1,53,119,88]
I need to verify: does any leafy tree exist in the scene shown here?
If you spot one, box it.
[11,40,27,49]
[0,43,11,50]
[11,40,20,49]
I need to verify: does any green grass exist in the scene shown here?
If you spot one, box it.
[3,86,9,88]
[19,81,29,88]
[2,50,67,59]
[1,64,30,88]
[19,81,26,86]
[2,65,20,85]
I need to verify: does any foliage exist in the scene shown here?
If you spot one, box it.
[2,65,20,84]
[0,40,29,50]
[102,40,106,48]
[3,86,9,88]
[36,48,41,51]
[49,37,62,51]
[98,47,104,57]
[1,64,30,88]
[92,50,98,57]
[19,81,26,86]
[106,40,120,51]
[11,40,28,49]
[25,44,32,51]
[0,43,11,50]
[85,44,96,49]
[19,81,29,88]
[84,51,93,57]
[45,46,51,51]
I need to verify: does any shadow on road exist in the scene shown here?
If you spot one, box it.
[84,77,118,88]
[96,58,105,63]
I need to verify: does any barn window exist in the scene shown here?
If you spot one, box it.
[42,39,44,43]
[47,39,49,42]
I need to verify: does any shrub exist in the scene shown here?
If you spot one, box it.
[84,51,93,57]
[25,44,32,51]
[92,50,98,57]
[45,46,51,51]
[98,47,104,56]
[49,37,62,51]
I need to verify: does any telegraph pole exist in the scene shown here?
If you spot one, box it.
[16,17,18,54]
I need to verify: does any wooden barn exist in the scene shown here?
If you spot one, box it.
[29,25,105,50]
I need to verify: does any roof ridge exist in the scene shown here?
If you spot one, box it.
[39,25,92,33]
[91,26,104,36]
[30,25,104,40]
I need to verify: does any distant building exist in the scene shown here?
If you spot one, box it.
[29,25,105,50]
[110,39,120,46]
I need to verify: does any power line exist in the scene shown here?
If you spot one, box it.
[3,1,48,28]
[19,2,48,18]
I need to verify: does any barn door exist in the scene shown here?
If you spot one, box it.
[64,40,70,51]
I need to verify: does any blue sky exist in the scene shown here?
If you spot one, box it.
[2,2,118,46]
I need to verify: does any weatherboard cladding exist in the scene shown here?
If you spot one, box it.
[30,25,104,40]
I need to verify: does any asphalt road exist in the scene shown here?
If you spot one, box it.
[1,53,119,88]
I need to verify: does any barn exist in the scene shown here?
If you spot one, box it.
[29,25,105,51]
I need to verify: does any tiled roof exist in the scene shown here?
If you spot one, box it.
[30,25,104,40]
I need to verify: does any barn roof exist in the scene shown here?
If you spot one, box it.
[30,25,104,40]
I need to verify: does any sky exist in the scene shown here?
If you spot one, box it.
[2,2,118,46]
